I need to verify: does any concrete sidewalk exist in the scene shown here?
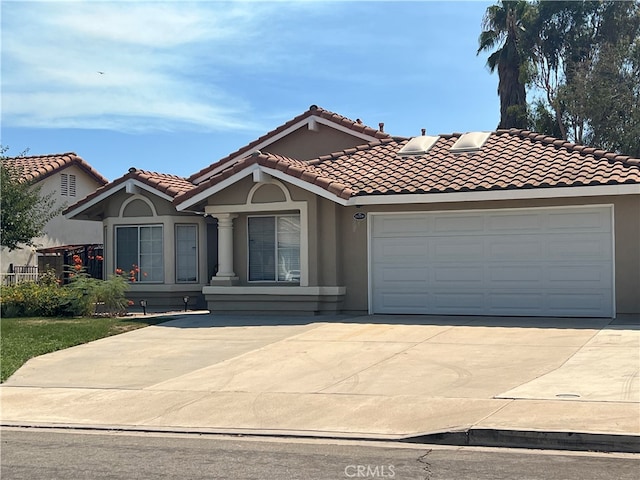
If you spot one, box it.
[1,313,638,452]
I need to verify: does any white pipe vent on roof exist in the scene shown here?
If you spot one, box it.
[450,131,491,153]
[397,135,439,156]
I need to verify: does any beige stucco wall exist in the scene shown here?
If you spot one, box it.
[213,175,639,315]
[336,195,640,315]
[1,165,104,270]
[266,124,374,160]
[612,195,640,313]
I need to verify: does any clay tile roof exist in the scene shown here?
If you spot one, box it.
[263,131,640,199]
[175,130,640,206]
[63,168,195,215]
[2,152,108,185]
[187,105,389,183]
[312,130,639,197]
[131,169,195,198]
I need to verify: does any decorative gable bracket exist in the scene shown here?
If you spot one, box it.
[125,180,143,195]
[253,168,272,183]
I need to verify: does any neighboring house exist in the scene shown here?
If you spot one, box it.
[1,153,109,279]
[64,105,640,318]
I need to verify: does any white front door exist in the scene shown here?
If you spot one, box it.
[370,206,614,317]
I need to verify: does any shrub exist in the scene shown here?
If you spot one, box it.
[0,272,130,318]
[0,281,76,317]
[95,275,130,316]
[64,274,101,316]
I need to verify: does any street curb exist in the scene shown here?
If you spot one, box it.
[400,428,640,453]
[2,422,638,453]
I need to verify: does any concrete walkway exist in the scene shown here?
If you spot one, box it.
[1,313,638,451]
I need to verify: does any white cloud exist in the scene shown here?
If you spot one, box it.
[0,1,285,133]
[1,0,496,137]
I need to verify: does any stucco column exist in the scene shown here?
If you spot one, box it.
[212,214,238,284]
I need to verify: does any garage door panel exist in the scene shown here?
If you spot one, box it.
[488,265,543,283]
[375,293,429,312]
[547,264,612,286]
[548,210,611,231]
[375,266,429,283]
[547,292,611,314]
[487,292,544,311]
[433,215,484,232]
[487,238,543,260]
[374,238,428,259]
[487,213,544,231]
[432,238,484,259]
[547,235,611,259]
[371,206,614,318]
[430,292,485,313]
[433,266,483,283]
[373,216,430,236]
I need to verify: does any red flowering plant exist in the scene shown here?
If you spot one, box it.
[115,264,147,283]
[62,255,131,317]
[72,254,83,271]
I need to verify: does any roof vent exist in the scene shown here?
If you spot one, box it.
[450,132,491,153]
[397,135,439,156]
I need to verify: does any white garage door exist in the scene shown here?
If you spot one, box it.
[370,206,614,317]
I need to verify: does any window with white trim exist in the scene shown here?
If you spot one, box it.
[115,225,163,282]
[176,224,198,283]
[60,173,76,196]
[248,215,300,282]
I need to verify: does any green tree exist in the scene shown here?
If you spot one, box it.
[477,0,534,129]
[1,148,61,251]
[527,1,640,155]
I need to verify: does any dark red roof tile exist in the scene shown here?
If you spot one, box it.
[63,168,194,215]
[2,152,108,185]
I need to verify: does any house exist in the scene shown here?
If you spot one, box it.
[1,153,109,281]
[64,105,640,317]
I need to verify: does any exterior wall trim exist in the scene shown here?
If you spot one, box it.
[203,286,346,295]
[65,179,174,219]
[349,184,640,206]
[118,194,158,217]
[177,166,259,211]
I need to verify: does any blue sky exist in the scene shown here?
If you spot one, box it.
[1,0,499,181]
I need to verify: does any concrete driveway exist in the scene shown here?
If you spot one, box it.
[1,313,638,448]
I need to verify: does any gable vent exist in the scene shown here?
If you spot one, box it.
[397,135,439,156]
[450,131,491,153]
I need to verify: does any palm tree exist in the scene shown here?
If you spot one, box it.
[477,1,532,129]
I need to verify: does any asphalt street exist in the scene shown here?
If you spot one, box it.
[1,428,639,480]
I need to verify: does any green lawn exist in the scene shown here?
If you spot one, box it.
[0,316,172,382]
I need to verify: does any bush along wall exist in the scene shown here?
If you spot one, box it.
[0,267,130,318]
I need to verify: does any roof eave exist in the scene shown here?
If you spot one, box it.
[345,183,640,206]
[176,163,351,211]
[64,178,176,219]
